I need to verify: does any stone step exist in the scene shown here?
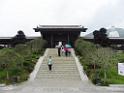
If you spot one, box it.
[41,64,77,67]
[37,70,79,73]
[39,70,78,73]
[39,68,78,71]
[40,64,77,66]
[36,72,80,76]
[34,79,82,83]
[37,74,80,77]
[39,68,78,70]
[38,71,79,74]
[42,62,76,64]
[39,66,77,68]
[41,64,76,66]
[43,60,75,64]
[47,54,72,56]
[38,72,79,74]
[39,73,79,77]
[42,61,76,63]
[43,59,74,61]
[45,53,74,59]
[38,70,78,72]
[43,61,74,63]
[39,65,77,67]
[43,58,75,61]
[39,70,77,72]
[41,66,77,70]
[36,77,81,80]
[36,76,80,79]
[43,59,75,61]
[38,72,78,75]
[41,65,76,67]
[36,77,80,80]
[42,62,75,64]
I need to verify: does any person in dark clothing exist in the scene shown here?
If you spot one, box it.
[58,47,61,56]
[64,47,68,57]
[65,49,68,57]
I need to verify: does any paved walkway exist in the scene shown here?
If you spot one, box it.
[0,48,124,93]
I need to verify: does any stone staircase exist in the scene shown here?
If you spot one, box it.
[35,48,82,87]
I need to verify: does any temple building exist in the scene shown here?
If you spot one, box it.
[0,37,37,48]
[34,25,87,47]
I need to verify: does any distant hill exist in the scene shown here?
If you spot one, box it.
[84,27,124,39]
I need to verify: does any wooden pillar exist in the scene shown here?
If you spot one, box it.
[67,32,70,44]
[51,34,53,48]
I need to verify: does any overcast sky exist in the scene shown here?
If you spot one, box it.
[0,0,124,37]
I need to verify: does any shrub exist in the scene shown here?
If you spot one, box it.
[74,38,117,85]
[0,37,47,84]
[26,37,47,55]
[0,48,24,84]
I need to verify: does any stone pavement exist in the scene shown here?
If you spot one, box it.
[0,48,124,93]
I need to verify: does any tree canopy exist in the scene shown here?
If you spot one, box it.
[93,28,109,47]
[11,30,26,47]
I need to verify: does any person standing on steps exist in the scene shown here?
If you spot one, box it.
[47,56,53,71]
[61,45,65,56]
[64,47,68,57]
[58,46,61,56]
[57,41,62,56]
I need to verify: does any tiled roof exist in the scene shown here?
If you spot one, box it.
[38,25,83,29]
[0,37,39,40]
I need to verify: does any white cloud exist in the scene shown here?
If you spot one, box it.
[86,0,122,31]
[0,0,123,36]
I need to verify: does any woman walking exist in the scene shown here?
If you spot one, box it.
[48,56,53,71]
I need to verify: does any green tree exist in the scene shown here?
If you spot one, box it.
[89,48,114,85]
[93,28,109,47]
[11,30,26,47]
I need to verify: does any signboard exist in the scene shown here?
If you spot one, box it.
[118,63,124,76]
